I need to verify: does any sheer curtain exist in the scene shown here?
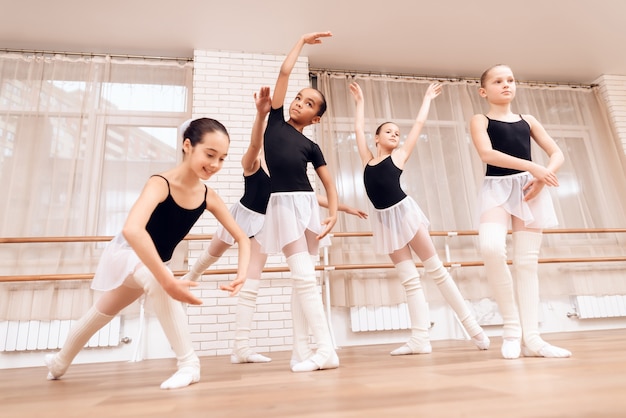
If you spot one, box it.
[0,52,192,321]
[314,71,626,308]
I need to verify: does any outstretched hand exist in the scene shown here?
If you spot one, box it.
[349,82,364,103]
[164,279,203,305]
[425,82,443,100]
[220,276,246,297]
[344,206,368,219]
[254,86,272,114]
[302,31,333,45]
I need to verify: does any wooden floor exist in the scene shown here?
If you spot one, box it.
[2,329,625,418]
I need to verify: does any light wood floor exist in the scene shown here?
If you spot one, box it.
[2,329,625,418]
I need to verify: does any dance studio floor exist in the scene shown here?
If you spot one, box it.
[2,329,625,418]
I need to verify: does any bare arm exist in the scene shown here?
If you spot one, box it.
[122,176,202,305]
[469,114,559,187]
[272,32,332,110]
[349,82,374,166]
[395,82,442,164]
[520,114,564,200]
[242,86,272,175]
[205,188,251,296]
[317,194,368,219]
[315,165,338,239]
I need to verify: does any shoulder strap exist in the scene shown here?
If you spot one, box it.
[150,174,171,192]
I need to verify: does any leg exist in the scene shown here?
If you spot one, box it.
[231,238,272,364]
[479,208,522,359]
[132,266,201,389]
[389,246,432,356]
[290,284,314,367]
[284,233,338,372]
[511,222,571,358]
[408,227,489,350]
[45,280,143,380]
[182,237,230,282]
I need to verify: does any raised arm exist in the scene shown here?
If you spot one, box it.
[395,82,442,163]
[241,86,272,175]
[205,188,251,296]
[470,114,559,187]
[349,82,374,166]
[272,32,332,110]
[123,177,202,305]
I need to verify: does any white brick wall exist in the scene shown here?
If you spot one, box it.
[189,49,316,357]
[593,75,626,155]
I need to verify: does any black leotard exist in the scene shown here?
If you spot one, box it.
[146,175,207,261]
[485,116,532,176]
[363,156,407,210]
[263,106,326,192]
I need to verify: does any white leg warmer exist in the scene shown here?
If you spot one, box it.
[231,278,271,364]
[286,252,338,372]
[133,266,200,389]
[390,260,431,356]
[182,251,220,282]
[290,287,314,367]
[479,223,522,334]
[423,255,489,350]
[45,306,114,380]
[479,223,521,359]
[513,231,571,358]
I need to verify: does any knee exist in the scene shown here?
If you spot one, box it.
[479,232,507,260]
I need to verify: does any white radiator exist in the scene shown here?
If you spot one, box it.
[573,295,626,319]
[0,317,121,352]
[350,303,411,332]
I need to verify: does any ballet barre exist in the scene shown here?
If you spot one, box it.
[1,228,625,283]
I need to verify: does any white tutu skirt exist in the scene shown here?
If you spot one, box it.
[479,171,558,229]
[91,233,141,291]
[370,196,430,254]
[215,201,265,245]
[255,191,331,254]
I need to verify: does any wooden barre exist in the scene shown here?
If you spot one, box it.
[2,228,625,244]
[0,234,215,244]
[2,256,625,283]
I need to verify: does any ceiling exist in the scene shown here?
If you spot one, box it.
[2,0,625,85]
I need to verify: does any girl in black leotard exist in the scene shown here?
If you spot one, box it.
[45,118,251,389]
[470,64,570,359]
[183,87,366,367]
[253,32,341,373]
[350,81,490,356]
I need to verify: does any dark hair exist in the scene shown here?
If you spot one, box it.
[183,118,229,148]
[315,89,327,117]
[375,121,396,135]
[480,64,510,87]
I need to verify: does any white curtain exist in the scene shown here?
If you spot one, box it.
[0,52,192,320]
[314,71,626,307]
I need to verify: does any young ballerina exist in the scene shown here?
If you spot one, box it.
[183,87,366,365]
[349,81,490,356]
[251,31,341,373]
[45,118,251,389]
[470,64,571,359]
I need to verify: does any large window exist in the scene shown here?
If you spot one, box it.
[0,53,192,275]
[315,72,626,306]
